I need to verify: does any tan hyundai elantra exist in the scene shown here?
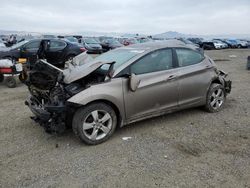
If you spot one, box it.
[25,40,231,145]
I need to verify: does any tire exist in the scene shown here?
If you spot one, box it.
[5,76,17,88]
[72,103,117,145]
[205,83,226,113]
[0,74,4,83]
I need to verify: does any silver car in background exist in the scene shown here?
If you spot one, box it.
[25,40,232,145]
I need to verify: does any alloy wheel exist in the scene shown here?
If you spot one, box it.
[82,110,112,141]
[210,88,224,110]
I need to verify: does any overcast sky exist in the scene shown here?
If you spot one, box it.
[0,0,249,35]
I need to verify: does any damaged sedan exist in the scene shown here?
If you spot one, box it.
[25,40,232,145]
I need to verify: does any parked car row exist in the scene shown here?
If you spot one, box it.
[0,34,156,69]
[188,38,250,50]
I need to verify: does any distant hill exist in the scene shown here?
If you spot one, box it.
[153,31,197,39]
[153,31,250,40]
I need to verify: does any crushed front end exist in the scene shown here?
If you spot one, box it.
[24,60,69,133]
[24,57,110,134]
[218,70,232,95]
[25,85,68,133]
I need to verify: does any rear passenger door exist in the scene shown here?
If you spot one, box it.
[175,48,212,107]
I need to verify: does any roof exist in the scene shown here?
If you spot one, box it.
[120,39,188,51]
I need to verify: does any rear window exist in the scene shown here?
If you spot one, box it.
[25,41,40,50]
[50,41,66,48]
[176,48,204,67]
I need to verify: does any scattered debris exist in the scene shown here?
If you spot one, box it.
[213,59,230,62]
[55,144,59,148]
[122,137,132,141]
[239,135,248,140]
[229,55,237,58]
[176,143,202,157]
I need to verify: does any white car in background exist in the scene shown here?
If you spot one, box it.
[237,40,248,48]
[212,40,228,49]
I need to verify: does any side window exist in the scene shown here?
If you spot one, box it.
[25,41,40,50]
[176,48,204,67]
[131,49,173,75]
[50,41,66,49]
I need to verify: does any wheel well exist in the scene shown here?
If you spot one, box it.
[84,100,122,127]
[211,78,222,85]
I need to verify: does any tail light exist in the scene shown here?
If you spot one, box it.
[0,68,12,73]
[80,47,86,52]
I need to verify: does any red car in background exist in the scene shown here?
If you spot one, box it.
[119,38,139,46]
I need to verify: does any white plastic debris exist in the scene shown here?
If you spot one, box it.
[0,59,13,67]
[229,55,237,58]
[122,137,132,141]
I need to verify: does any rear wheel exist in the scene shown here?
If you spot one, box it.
[72,103,117,145]
[5,76,17,88]
[205,83,225,112]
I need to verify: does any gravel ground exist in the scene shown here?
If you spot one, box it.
[0,49,250,188]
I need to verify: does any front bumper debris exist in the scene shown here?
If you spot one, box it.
[219,70,232,94]
[25,96,66,133]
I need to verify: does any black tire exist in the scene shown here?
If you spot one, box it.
[5,76,17,88]
[72,102,117,145]
[0,74,4,83]
[205,83,226,113]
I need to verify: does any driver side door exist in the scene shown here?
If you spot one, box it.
[123,48,179,122]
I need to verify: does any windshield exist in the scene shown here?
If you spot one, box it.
[127,38,138,43]
[65,37,78,43]
[84,38,99,44]
[94,48,144,70]
[10,40,28,49]
[213,40,221,43]
[182,39,194,44]
[107,39,120,45]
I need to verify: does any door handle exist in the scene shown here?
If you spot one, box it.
[166,75,176,81]
[205,65,211,69]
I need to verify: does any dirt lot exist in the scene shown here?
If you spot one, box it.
[0,49,250,188]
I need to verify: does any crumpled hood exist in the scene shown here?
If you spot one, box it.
[63,52,112,84]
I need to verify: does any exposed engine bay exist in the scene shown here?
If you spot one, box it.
[25,54,113,133]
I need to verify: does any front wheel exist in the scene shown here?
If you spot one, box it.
[205,83,226,113]
[72,103,117,145]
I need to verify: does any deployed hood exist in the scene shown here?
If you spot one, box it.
[63,52,113,84]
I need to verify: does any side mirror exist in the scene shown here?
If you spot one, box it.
[129,73,140,92]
